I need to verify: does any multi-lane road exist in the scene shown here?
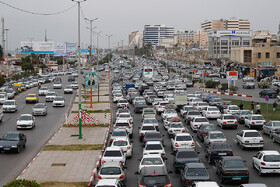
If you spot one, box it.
[0,75,76,186]
[110,77,280,187]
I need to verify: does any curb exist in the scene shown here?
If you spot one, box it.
[201,88,252,98]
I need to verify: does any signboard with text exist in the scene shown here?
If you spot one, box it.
[227,71,238,80]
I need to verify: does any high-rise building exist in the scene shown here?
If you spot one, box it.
[143,25,174,47]
[201,18,250,32]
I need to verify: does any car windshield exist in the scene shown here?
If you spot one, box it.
[34,104,45,108]
[40,87,48,90]
[142,176,168,185]
[4,101,15,105]
[224,116,235,120]
[186,168,208,176]
[177,151,197,158]
[27,95,36,98]
[146,144,162,150]
[104,150,122,157]
[119,114,130,118]
[170,123,183,128]
[141,158,163,165]
[113,141,128,146]
[252,116,264,120]
[119,100,127,103]
[195,118,208,122]
[212,143,230,149]
[112,131,127,136]
[47,93,56,96]
[2,133,19,141]
[160,103,168,106]
[142,126,155,130]
[145,133,161,139]
[184,107,195,110]
[136,103,146,107]
[100,167,121,175]
[244,132,261,137]
[263,155,280,162]
[203,125,217,131]
[272,122,280,126]
[115,123,129,127]
[229,106,239,110]
[198,103,208,106]
[66,86,72,89]
[144,110,154,113]
[55,97,64,101]
[210,133,225,139]
[176,136,192,141]
[241,111,252,115]
[189,111,200,115]
[19,115,32,120]
[214,99,222,102]
[208,108,219,111]
[144,119,157,123]
[224,160,246,168]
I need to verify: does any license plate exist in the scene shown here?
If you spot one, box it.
[218,153,227,155]
[271,165,279,167]
[257,121,262,123]
[4,148,10,150]
[232,177,241,180]
[181,144,187,146]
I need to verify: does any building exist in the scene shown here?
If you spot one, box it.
[129,31,143,48]
[129,31,139,46]
[208,30,252,59]
[174,30,194,46]
[194,29,209,49]
[201,18,250,32]
[143,25,174,47]
[252,30,278,47]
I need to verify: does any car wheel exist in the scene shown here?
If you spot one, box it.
[252,161,255,168]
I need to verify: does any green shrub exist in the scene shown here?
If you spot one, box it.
[4,179,41,187]
[221,83,228,91]
[229,85,239,93]
[205,80,219,88]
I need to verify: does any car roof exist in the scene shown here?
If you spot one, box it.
[177,148,196,153]
[259,150,280,155]
[96,179,118,185]
[105,147,122,151]
[142,154,163,158]
[175,133,191,136]
[221,156,243,160]
[146,141,162,145]
[6,131,21,135]
[242,130,259,132]
[208,131,223,134]
[101,162,122,167]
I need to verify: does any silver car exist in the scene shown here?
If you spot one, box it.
[45,91,56,102]
[32,103,48,116]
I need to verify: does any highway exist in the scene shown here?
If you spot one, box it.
[110,74,280,187]
[0,75,76,186]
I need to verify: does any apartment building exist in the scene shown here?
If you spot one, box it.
[143,25,174,47]
[201,18,250,32]
[201,20,224,32]
[174,30,194,45]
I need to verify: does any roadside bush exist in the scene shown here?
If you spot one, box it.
[221,83,228,92]
[4,179,41,187]
[229,85,239,93]
[205,80,219,88]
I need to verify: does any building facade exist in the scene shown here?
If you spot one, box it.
[201,18,250,32]
[194,29,209,49]
[208,30,252,59]
[143,25,174,47]
[174,30,194,45]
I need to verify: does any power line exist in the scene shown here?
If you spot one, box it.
[80,5,89,24]
[0,0,76,16]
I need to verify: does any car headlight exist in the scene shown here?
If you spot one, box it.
[11,146,17,148]
[0,146,3,148]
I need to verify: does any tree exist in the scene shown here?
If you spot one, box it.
[0,45,3,59]
[20,56,34,71]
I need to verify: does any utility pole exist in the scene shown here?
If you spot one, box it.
[4,28,9,57]
[2,18,4,54]
[28,37,34,65]
[85,18,98,64]
[96,31,102,102]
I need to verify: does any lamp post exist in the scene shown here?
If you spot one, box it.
[72,0,86,139]
[85,17,98,64]
[106,34,113,79]
[28,37,34,65]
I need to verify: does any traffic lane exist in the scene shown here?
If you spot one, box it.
[0,76,76,186]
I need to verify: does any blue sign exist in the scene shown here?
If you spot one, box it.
[186,70,188,73]
[85,72,98,89]
[265,95,269,102]
[230,80,234,84]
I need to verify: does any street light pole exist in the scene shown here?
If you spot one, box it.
[72,0,86,139]
[85,18,98,64]
[28,37,34,65]
[106,34,113,80]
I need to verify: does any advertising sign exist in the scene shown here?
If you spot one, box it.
[21,41,55,54]
[77,48,94,55]
[226,71,238,80]
[85,72,98,89]
[66,43,76,56]
[250,69,255,78]
[54,42,66,56]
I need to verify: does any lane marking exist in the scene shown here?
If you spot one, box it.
[196,142,201,147]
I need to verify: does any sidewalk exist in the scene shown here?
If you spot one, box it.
[17,78,111,186]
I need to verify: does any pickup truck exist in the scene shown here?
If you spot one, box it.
[242,81,255,89]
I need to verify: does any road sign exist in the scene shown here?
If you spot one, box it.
[227,71,238,80]
[186,70,188,73]
[231,80,234,85]
[218,84,222,89]
[85,72,98,89]
[265,95,269,101]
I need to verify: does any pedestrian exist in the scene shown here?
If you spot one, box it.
[273,101,278,114]
[251,101,255,113]
[239,102,244,110]
[38,83,41,89]
[192,79,195,87]
[257,103,261,114]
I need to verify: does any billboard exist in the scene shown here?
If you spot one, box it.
[66,43,76,56]
[227,71,238,80]
[53,42,66,56]
[77,48,94,55]
[21,41,55,54]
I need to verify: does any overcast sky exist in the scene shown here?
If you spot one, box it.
[0,0,280,52]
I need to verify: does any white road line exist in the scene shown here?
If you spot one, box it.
[196,142,201,147]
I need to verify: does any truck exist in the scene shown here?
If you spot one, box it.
[174,94,188,112]
[125,83,135,92]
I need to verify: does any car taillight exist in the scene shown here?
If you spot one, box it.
[175,143,179,147]
[182,130,186,132]
[169,130,173,133]
[202,132,206,135]
[120,174,125,179]
[184,180,190,184]
[120,160,124,163]
[244,172,249,175]
[223,122,226,124]
[164,184,172,187]
[228,110,230,112]
[235,121,238,123]
[161,153,165,156]
[102,160,106,163]
[127,126,131,129]
[139,185,147,187]
[228,152,233,156]
[114,126,117,128]
[223,172,230,176]
[140,133,144,136]
[188,117,191,119]
[260,140,264,143]
[252,122,255,124]
[97,175,102,179]
[110,139,113,142]
[144,141,147,143]
[264,122,266,124]
[127,146,131,149]
[207,112,210,114]
[245,141,249,143]
[275,129,279,131]
[261,162,266,166]
[241,117,244,119]
[176,162,182,165]
[165,122,168,124]
[191,142,195,146]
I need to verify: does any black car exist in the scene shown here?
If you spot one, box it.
[0,131,26,153]
[216,156,249,184]
[137,166,171,187]
[205,142,233,164]
[180,163,210,186]
[259,89,277,98]
[196,124,218,142]
[139,84,149,95]
[134,102,147,113]
[142,132,164,147]
[267,85,280,93]
[173,148,199,172]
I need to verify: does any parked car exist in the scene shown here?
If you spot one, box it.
[0,131,26,153]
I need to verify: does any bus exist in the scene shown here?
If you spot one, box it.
[143,66,153,79]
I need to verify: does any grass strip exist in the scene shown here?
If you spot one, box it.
[43,144,103,151]
[63,124,109,127]
[224,98,280,121]
[71,109,110,113]
[41,181,88,187]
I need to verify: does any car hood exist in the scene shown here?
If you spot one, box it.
[0,140,19,147]
[17,120,32,124]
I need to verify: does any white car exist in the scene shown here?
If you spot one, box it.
[139,124,157,141]
[38,87,49,96]
[45,91,56,102]
[244,115,266,129]
[138,155,166,173]
[217,114,238,129]
[195,102,209,112]
[143,141,165,158]
[163,116,174,130]
[189,97,203,106]
[223,105,239,114]
[171,133,195,152]
[116,113,133,124]
[2,100,17,113]
[109,129,128,143]
[97,162,126,182]
[155,101,169,114]
[236,130,264,150]
[202,106,221,119]
[17,114,35,129]
[142,118,159,130]
[113,119,133,138]
[53,82,62,89]
[111,138,133,158]
[101,147,126,165]
[204,131,227,147]
[53,96,65,107]
[70,81,79,89]
[117,99,129,108]
[133,97,145,106]
[167,122,186,138]
[190,117,209,131]
[253,150,280,176]
[0,93,8,104]
[113,94,124,103]
[164,94,174,103]
[64,85,73,94]
[180,105,196,117]
[161,109,177,120]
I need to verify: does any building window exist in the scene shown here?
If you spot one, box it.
[243,40,250,46]
[277,52,280,58]
[266,52,270,58]
[232,40,239,46]
[257,53,261,59]
[221,40,228,45]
